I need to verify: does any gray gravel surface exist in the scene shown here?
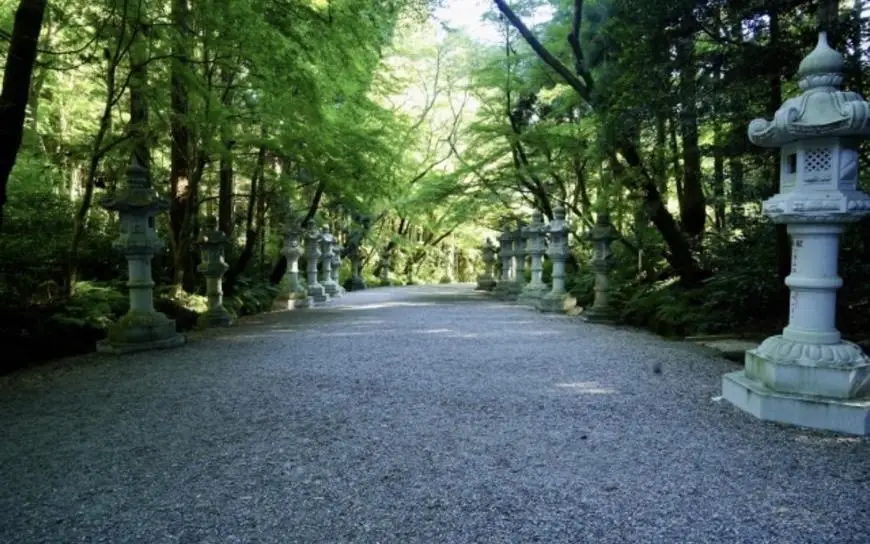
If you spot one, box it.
[2,284,869,543]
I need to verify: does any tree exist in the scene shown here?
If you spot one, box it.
[0,0,47,231]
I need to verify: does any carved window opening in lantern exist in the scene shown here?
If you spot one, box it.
[786,153,797,174]
[805,148,832,173]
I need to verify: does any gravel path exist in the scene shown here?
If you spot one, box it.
[2,284,869,543]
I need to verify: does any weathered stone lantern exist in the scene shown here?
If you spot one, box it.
[537,207,571,313]
[97,157,185,353]
[196,216,234,327]
[346,216,368,291]
[507,221,528,300]
[493,227,514,299]
[305,224,328,304]
[518,211,549,306]
[476,237,498,291]
[582,212,618,323]
[277,224,312,309]
[319,227,339,297]
[722,33,870,435]
[331,240,345,296]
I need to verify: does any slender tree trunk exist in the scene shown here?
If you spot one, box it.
[675,28,706,239]
[224,144,266,293]
[712,122,726,231]
[0,0,48,231]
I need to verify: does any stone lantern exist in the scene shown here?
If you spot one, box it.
[475,237,498,291]
[493,227,514,299]
[197,216,234,327]
[331,240,345,296]
[518,211,549,306]
[722,33,870,435]
[319,227,339,297]
[537,207,570,313]
[506,221,528,300]
[97,157,184,353]
[277,224,312,309]
[582,212,618,323]
[305,224,328,304]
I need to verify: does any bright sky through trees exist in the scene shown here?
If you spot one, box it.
[434,0,554,44]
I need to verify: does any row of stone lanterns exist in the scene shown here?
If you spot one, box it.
[477,206,619,320]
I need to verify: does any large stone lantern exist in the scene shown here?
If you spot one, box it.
[277,224,312,309]
[518,211,549,306]
[476,237,498,291]
[331,240,345,296]
[97,157,184,353]
[197,216,234,327]
[537,207,570,313]
[506,221,528,300]
[722,33,870,435]
[582,212,618,323]
[319,227,339,297]
[493,227,514,299]
[305,224,328,304]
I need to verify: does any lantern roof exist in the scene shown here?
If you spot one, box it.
[748,32,870,148]
[100,156,169,213]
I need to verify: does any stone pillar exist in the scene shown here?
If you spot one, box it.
[346,218,368,291]
[331,241,345,295]
[506,222,528,300]
[582,212,619,323]
[722,32,870,435]
[518,211,549,306]
[97,157,185,353]
[537,207,570,313]
[277,225,312,309]
[493,228,514,299]
[305,225,328,304]
[476,237,498,291]
[379,247,393,286]
[197,216,234,327]
[319,227,339,296]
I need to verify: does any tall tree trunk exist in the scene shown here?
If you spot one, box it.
[712,122,726,231]
[0,0,47,231]
[675,28,706,239]
[728,157,744,227]
[218,67,235,240]
[169,0,194,289]
[224,144,266,294]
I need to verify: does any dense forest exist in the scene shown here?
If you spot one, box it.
[1,0,869,370]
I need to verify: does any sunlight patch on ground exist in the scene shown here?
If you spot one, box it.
[553,382,618,395]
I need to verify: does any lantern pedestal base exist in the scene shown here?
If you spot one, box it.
[197,307,234,328]
[492,281,512,299]
[98,310,185,354]
[517,284,548,306]
[536,292,571,313]
[722,369,870,436]
[323,280,340,297]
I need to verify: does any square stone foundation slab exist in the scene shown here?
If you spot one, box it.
[722,370,870,435]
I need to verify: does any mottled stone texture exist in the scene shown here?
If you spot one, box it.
[305,225,328,304]
[582,213,618,324]
[276,225,312,309]
[537,207,571,313]
[197,216,234,327]
[518,212,548,306]
[723,33,870,435]
[97,157,184,353]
